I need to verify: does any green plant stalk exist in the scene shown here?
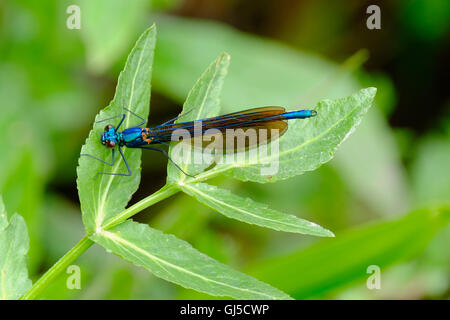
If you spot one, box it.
[20,235,94,300]
[102,184,179,229]
[21,184,181,300]
[21,159,280,299]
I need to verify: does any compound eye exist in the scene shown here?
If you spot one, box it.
[104,124,114,132]
[106,140,116,148]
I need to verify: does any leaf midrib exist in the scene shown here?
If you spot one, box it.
[183,183,319,232]
[96,33,151,229]
[178,57,224,179]
[181,95,369,185]
[257,97,368,164]
[99,228,281,299]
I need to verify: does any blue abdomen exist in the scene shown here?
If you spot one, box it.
[282,110,317,119]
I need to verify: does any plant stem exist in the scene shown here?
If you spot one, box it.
[21,184,180,300]
[21,235,94,300]
[102,184,179,230]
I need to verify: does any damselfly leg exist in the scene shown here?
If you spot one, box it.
[138,146,195,178]
[95,147,131,178]
[153,109,194,128]
[81,148,116,167]
[80,147,131,180]
[81,146,132,178]
[96,107,145,130]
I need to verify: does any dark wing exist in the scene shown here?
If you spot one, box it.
[148,107,288,152]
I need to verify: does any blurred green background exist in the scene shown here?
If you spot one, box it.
[0,0,449,299]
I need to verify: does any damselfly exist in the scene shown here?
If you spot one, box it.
[81,106,317,177]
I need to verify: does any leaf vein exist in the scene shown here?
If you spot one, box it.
[99,229,277,299]
[96,35,151,228]
[183,184,306,229]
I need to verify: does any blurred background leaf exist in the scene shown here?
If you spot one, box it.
[80,0,149,73]
[246,206,450,299]
[0,197,32,300]
[177,205,449,299]
[410,134,450,206]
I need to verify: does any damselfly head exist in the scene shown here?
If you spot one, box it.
[100,134,116,148]
[101,124,117,148]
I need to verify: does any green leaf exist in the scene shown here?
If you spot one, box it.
[0,196,32,300]
[77,26,156,234]
[167,53,230,183]
[80,0,149,73]
[90,220,292,300]
[226,87,376,182]
[246,206,450,299]
[180,182,334,237]
[180,88,376,184]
